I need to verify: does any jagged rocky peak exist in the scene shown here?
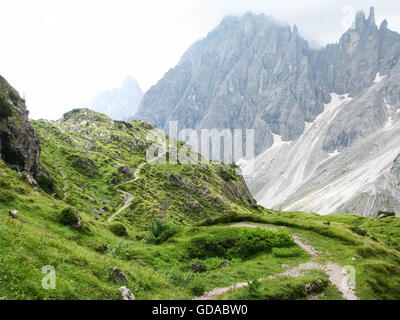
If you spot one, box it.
[354,7,376,30]
[368,6,376,25]
[380,19,388,31]
[136,12,323,154]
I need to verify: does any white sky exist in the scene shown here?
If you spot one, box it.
[0,0,399,120]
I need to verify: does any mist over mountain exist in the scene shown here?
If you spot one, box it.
[134,7,400,216]
[90,76,143,121]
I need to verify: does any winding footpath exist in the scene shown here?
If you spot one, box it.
[108,151,167,223]
[108,191,134,224]
[194,223,358,300]
[57,163,67,201]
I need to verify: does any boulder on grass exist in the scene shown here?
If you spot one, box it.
[219,262,231,269]
[136,259,145,266]
[109,267,129,283]
[305,279,323,294]
[191,262,205,273]
[9,210,18,219]
[119,286,135,300]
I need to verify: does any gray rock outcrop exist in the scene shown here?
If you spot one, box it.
[0,75,54,193]
[119,286,135,300]
[109,267,129,283]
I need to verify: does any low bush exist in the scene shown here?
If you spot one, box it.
[272,247,303,258]
[109,223,128,237]
[35,173,55,194]
[59,207,79,226]
[188,228,294,259]
[148,218,180,244]
[189,276,206,295]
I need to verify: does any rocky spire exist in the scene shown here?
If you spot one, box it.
[355,11,366,30]
[380,19,388,31]
[367,7,376,25]
[293,24,298,35]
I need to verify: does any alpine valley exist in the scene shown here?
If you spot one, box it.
[1,7,400,301]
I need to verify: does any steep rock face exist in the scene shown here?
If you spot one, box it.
[0,75,41,175]
[135,8,400,216]
[0,75,54,192]
[91,77,143,121]
[392,154,400,186]
[135,13,327,154]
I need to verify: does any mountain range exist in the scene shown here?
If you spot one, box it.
[134,7,400,217]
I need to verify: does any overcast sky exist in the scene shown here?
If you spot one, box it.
[0,0,399,119]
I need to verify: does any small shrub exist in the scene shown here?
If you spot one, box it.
[109,223,128,237]
[110,240,132,259]
[189,276,206,295]
[148,218,179,244]
[59,207,79,226]
[167,268,193,287]
[272,247,303,258]
[245,279,262,299]
[35,173,55,194]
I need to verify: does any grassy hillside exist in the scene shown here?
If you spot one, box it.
[1,108,400,300]
[32,109,258,228]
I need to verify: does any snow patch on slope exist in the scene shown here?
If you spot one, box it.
[241,93,352,210]
[241,88,400,216]
[374,72,385,84]
[284,146,400,214]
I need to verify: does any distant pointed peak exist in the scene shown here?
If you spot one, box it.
[122,76,140,88]
[293,24,298,34]
[355,11,366,30]
[368,6,376,25]
[380,19,388,31]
